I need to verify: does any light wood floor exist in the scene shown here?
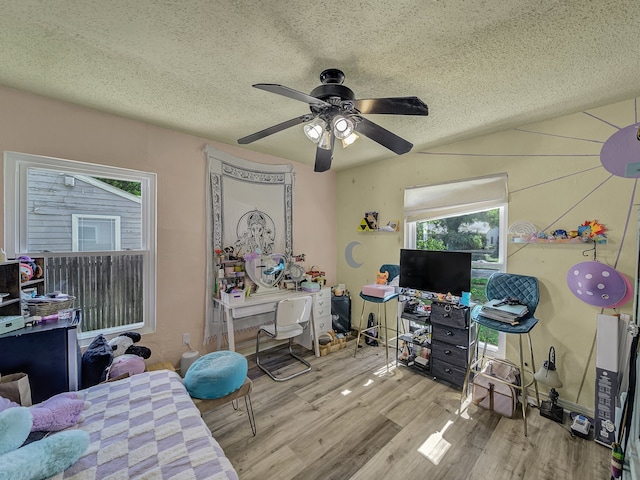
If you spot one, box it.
[202,340,611,480]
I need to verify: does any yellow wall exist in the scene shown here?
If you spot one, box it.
[336,97,640,410]
[0,85,338,367]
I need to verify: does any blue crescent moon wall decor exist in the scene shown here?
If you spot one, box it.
[345,241,363,268]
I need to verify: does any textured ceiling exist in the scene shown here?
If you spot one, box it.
[1,1,639,171]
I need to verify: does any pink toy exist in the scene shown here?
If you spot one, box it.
[0,392,89,432]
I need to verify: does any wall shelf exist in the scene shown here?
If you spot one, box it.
[511,237,606,245]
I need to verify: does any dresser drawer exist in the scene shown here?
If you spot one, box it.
[314,314,332,334]
[314,288,331,302]
[431,359,467,389]
[313,303,331,318]
[432,323,469,347]
[431,341,469,368]
[430,302,469,328]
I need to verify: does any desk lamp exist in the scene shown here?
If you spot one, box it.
[535,346,564,423]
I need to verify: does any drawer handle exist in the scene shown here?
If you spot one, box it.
[446,331,454,336]
[445,368,452,374]
[445,349,451,355]
[444,304,452,317]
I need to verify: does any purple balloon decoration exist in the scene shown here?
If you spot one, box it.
[566,261,627,307]
[600,123,640,178]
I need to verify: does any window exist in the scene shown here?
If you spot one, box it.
[72,215,121,252]
[4,152,157,342]
[404,174,508,357]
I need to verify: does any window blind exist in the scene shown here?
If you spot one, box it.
[404,173,508,223]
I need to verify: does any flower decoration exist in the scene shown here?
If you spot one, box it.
[579,219,607,238]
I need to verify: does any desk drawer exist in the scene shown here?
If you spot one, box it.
[314,314,332,334]
[315,288,331,302]
[432,324,469,347]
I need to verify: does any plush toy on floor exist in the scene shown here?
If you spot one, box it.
[0,407,89,480]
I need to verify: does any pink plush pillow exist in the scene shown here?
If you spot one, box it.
[108,354,145,380]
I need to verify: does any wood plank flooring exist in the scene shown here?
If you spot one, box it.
[202,341,611,480]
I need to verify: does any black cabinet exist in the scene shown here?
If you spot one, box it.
[0,313,81,403]
[398,300,475,390]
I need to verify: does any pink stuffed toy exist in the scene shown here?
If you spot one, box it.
[0,392,89,432]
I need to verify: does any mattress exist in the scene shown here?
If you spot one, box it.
[52,370,239,480]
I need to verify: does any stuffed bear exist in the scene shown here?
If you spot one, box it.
[0,391,90,432]
[0,407,89,480]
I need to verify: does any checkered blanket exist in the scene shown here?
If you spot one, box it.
[51,370,239,480]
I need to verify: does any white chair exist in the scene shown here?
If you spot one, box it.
[256,296,313,381]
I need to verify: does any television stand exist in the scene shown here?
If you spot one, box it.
[397,298,476,390]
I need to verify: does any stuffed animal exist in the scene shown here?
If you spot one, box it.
[108,331,151,359]
[108,354,146,380]
[376,270,389,285]
[0,391,90,432]
[0,407,89,480]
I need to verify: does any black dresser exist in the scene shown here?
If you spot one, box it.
[428,301,476,390]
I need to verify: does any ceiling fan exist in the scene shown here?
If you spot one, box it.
[237,69,429,172]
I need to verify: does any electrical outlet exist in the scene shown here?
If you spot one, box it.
[182,333,191,346]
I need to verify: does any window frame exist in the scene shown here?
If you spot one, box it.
[404,178,508,358]
[3,151,157,343]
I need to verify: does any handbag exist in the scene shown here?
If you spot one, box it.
[0,372,33,406]
[472,359,520,418]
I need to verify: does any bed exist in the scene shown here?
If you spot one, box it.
[51,369,239,480]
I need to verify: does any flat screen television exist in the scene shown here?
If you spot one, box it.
[399,249,472,296]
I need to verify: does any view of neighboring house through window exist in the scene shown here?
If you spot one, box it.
[404,174,508,356]
[4,152,156,342]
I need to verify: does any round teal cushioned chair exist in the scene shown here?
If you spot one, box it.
[184,351,248,399]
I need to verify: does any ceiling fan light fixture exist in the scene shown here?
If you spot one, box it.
[341,132,359,148]
[332,115,354,140]
[303,118,326,143]
[318,130,332,150]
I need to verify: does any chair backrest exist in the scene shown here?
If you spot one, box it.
[274,296,313,332]
[380,264,400,283]
[486,272,540,317]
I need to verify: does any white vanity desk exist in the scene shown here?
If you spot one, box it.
[213,287,332,356]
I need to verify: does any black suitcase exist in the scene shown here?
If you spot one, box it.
[331,294,351,334]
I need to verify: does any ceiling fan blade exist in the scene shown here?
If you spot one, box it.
[353,97,429,116]
[253,84,331,108]
[238,114,311,144]
[354,117,414,155]
[314,135,335,173]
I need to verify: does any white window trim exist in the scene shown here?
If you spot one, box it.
[3,151,157,341]
[72,214,122,252]
[403,176,508,358]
